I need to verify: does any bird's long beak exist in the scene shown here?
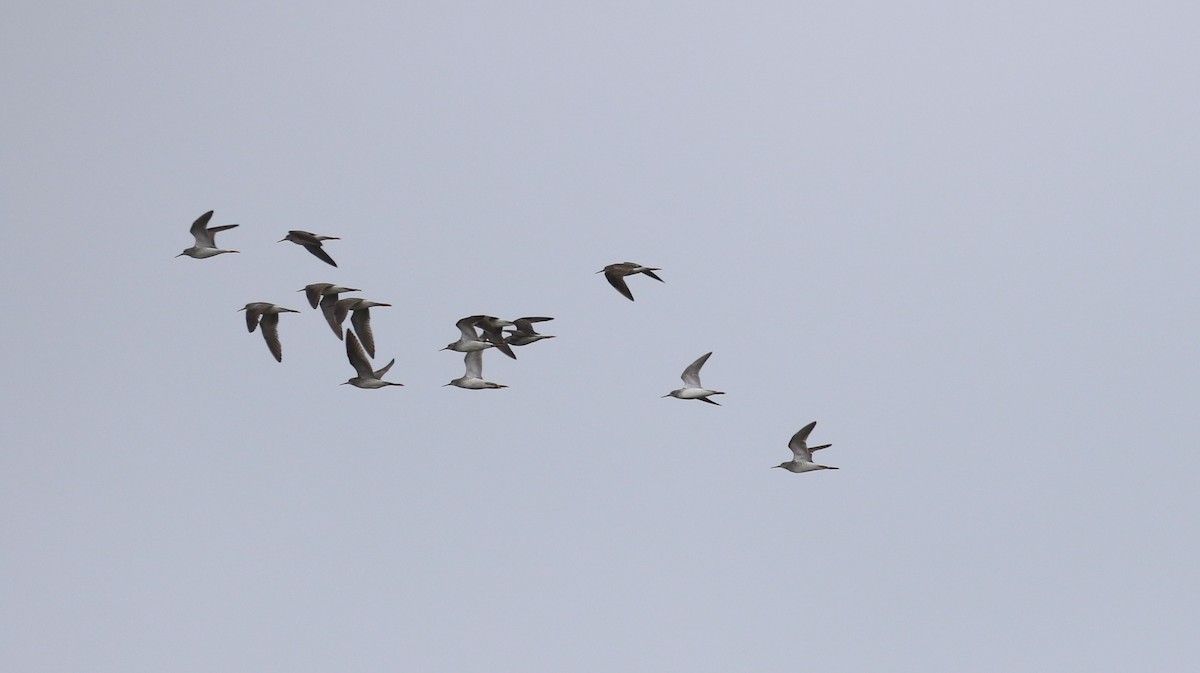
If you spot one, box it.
[277,238,287,243]
[661,394,670,398]
[175,252,185,257]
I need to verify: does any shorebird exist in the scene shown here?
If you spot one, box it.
[598,262,664,301]
[300,283,359,310]
[239,302,299,362]
[504,317,555,347]
[341,329,403,388]
[442,315,498,354]
[774,421,838,473]
[473,316,517,360]
[298,283,361,339]
[445,350,507,390]
[663,352,724,405]
[177,210,239,258]
[331,298,391,358]
[279,230,340,267]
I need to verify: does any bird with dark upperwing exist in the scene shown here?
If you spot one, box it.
[279,230,340,267]
[473,316,518,360]
[239,302,299,362]
[298,283,361,339]
[331,298,392,358]
[598,262,664,301]
[503,317,555,347]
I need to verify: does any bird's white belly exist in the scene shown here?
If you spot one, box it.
[786,461,822,473]
[452,341,492,353]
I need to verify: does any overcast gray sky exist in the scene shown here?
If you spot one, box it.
[2,1,1198,671]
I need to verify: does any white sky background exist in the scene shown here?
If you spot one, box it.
[2,1,1198,670]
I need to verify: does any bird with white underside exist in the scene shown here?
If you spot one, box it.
[774,421,838,473]
[663,352,724,405]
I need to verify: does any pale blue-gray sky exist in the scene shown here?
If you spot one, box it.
[2,1,1198,671]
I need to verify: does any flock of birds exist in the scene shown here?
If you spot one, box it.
[177,210,840,473]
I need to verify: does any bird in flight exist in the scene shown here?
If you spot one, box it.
[342,329,403,389]
[239,302,299,362]
[279,230,341,267]
[332,298,392,359]
[445,350,507,390]
[663,352,724,405]
[598,262,664,301]
[773,421,838,473]
[503,317,555,347]
[177,210,239,259]
[298,283,360,339]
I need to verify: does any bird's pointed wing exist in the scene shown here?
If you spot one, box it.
[303,243,338,267]
[189,211,215,245]
[604,270,635,301]
[477,324,517,360]
[495,341,517,359]
[345,329,374,378]
[319,295,344,338]
[205,224,238,246]
[794,421,816,442]
[244,305,262,333]
[809,443,833,453]
[788,422,819,461]
[373,358,395,379]
[259,312,284,362]
[641,269,664,283]
[455,315,485,340]
[513,317,552,334]
[302,284,327,309]
[464,350,483,378]
[351,308,377,359]
[681,352,712,387]
[332,299,356,330]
